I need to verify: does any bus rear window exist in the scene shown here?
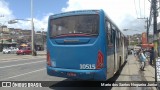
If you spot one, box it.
[50,14,99,38]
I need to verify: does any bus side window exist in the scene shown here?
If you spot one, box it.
[107,22,112,45]
[119,33,121,46]
[121,36,123,46]
[105,18,108,34]
[111,29,113,43]
[105,19,108,44]
[116,31,119,47]
[111,25,116,44]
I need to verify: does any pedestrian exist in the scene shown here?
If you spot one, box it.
[139,49,147,71]
[149,47,154,65]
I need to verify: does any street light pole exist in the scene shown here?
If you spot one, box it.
[31,0,36,56]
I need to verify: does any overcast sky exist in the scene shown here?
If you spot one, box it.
[0,0,159,35]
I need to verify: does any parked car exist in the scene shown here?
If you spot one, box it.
[2,47,19,54]
[16,47,32,55]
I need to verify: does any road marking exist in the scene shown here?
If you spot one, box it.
[1,57,35,60]
[1,68,45,80]
[0,57,45,63]
[0,60,45,69]
[0,55,45,61]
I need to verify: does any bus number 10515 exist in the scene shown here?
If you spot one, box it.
[80,64,96,69]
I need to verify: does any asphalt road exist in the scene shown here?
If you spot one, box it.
[0,54,117,90]
[0,55,66,90]
[1,54,155,90]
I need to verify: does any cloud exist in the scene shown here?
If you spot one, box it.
[0,0,14,24]
[62,0,151,35]
[7,13,53,31]
[8,13,53,31]
[0,0,12,16]
[0,0,52,31]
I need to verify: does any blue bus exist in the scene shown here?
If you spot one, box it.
[46,10,128,80]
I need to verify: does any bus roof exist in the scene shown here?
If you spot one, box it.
[49,10,101,19]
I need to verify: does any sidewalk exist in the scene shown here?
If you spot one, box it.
[36,50,46,56]
[112,55,157,90]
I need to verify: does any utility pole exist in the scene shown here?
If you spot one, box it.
[146,18,149,43]
[31,0,36,56]
[137,18,149,43]
[152,0,158,82]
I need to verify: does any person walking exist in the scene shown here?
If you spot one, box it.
[139,49,147,71]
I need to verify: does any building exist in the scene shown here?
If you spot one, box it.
[34,31,47,51]
[0,25,10,34]
[0,25,47,51]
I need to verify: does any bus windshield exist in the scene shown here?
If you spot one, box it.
[50,14,99,38]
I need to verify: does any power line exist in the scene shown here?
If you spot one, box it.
[139,0,142,18]
[144,0,145,18]
[148,1,153,31]
[134,0,138,18]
